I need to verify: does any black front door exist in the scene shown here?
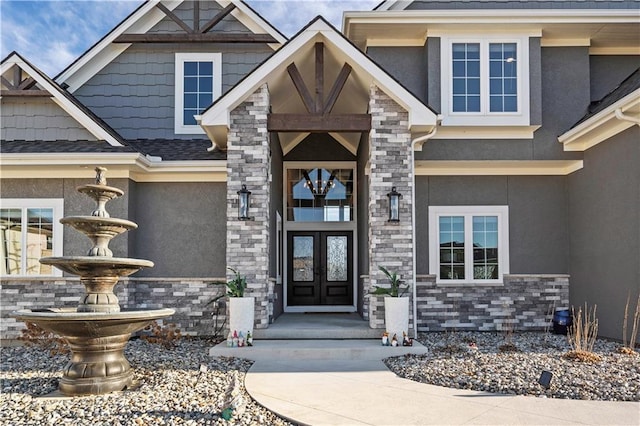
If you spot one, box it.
[288,231,353,306]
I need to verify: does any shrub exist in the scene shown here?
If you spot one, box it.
[18,322,69,355]
[141,321,182,348]
[564,303,602,363]
[620,292,640,355]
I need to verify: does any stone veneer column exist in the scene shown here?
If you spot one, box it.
[226,84,271,329]
[367,85,414,331]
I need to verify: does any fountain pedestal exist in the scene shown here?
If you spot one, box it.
[12,167,175,396]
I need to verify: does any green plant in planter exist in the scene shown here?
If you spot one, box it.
[208,267,247,304]
[371,266,409,297]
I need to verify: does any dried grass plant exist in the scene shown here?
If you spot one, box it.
[18,322,69,355]
[619,292,640,355]
[564,303,602,363]
[141,321,182,349]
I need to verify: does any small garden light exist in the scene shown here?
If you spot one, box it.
[237,184,252,220]
[387,186,402,222]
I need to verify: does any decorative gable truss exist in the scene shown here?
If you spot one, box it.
[55,0,287,93]
[0,52,124,146]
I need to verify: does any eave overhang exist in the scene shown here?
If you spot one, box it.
[558,90,640,152]
[0,153,227,183]
[199,18,438,152]
[343,10,640,53]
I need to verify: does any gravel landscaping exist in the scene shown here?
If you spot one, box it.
[3,332,639,425]
[385,331,640,401]
[1,338,294,426]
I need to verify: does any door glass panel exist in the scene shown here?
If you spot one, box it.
[292,236,314,281]
[326,236,347,282]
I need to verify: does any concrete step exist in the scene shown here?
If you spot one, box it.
[252,327,383,339]
[209,339,429,361]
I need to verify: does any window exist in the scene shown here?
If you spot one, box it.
[175,53,222,134]
[286,167,354,222]
[442,36,529,126]
[429,206,509,284]
[1,199,63,276]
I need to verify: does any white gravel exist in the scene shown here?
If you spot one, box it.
[384,331,640,401]
[1,338,295,426]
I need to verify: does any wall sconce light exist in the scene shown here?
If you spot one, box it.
[387,186,402,222]
[237,184,252,220]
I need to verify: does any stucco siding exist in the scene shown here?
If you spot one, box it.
[568,126,640,340]
[132,182,227,277]
[366,46,428,104]
[589,55,640,101]
[73,44,271,140]
[1,98,97,141]
[415,175,569,275]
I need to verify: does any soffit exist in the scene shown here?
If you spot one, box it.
[344,10,640,51]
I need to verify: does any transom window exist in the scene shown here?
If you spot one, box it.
[1,199,63,276]
[286,168,354,222]
[175,53,221,134]
[441,36,529,127]
[429,206,509,284]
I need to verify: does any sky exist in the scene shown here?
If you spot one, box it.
[0,0,380,77]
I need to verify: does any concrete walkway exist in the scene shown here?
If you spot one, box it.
[212,340,640,426]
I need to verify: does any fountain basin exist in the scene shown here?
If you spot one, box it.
[13,308,175,395]
[60,217,137,257]
[40,257,153,277]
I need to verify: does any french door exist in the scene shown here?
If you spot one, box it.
[287,231,353,306]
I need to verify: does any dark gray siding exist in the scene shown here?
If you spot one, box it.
[415,175,569,275]
[1,98,97,141]
[590,55,640,101]
[367,46,428,104]
[132,182,227,277]
[73,44,272,140]
[0,178,132,262]
[568,126,640,340]
[407,1,640,9]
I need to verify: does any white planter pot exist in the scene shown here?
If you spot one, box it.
[228,297,255,337]
[384,297,409,341]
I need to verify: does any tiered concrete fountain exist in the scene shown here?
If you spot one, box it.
[12,167,174,396]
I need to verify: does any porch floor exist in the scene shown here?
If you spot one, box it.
[253,313,382,339]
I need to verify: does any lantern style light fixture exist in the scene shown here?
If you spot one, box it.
[237,184,252,220]
[387,186,402,222]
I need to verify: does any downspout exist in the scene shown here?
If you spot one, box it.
[409,114,442,338]
[615,109,640,126]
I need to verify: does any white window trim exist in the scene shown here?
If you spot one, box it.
[1,199,64,277]
[440,35,530,127]
[428,205,510,284]
[174,52,222,135]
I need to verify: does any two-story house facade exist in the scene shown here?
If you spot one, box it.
[2,0,638,341]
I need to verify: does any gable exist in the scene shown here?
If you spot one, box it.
[55,0,286,93]
[0,53,124,146]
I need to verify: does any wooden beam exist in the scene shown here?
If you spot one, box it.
[1,76,15,90]
[193,0,199,32]
[17,77,36,91]
[268,114,371,132]
[156,3,194,33]
[200,3,236,34]
[315,42,324,113]
[323,64,352,114]
[113,33,277,43]
[13,66,21,89]
[1,90,51,97]
[287,63,315,114]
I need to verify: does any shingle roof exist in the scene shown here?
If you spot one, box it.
[0,140,136,154]
[573,67,640,128]
[0,139,227,161]
[125,139,227,161]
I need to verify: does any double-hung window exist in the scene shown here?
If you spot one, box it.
[429,206,509,284]
[442,36,529,126]
[0,199,63,276]
[175,53,222,134]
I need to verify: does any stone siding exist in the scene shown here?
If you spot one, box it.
[415,274,570,331]
[367,85,415,331]
[1,278,227,339]
[226,84,271,329]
